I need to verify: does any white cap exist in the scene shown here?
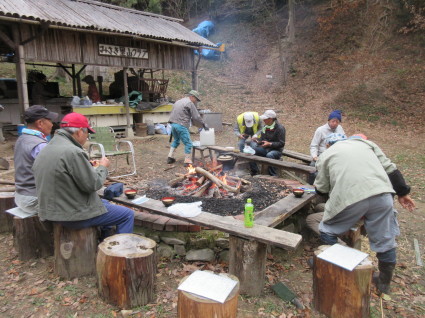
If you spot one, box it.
[260,110,277,120]
[243,112,254,127]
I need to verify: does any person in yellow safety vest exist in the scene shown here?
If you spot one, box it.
[233,112,263,152]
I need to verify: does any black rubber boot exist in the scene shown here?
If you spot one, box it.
[373,261,396,294]
[167,157,176,164]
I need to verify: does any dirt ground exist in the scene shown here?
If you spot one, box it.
[1,2,425,317]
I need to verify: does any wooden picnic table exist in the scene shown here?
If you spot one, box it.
[105,187,317,296]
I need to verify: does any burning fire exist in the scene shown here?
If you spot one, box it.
[172,163,244,198]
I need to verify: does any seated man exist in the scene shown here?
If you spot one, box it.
[250,110,286,176]
[312,133,415,295]
[308,110,345,184]
[33,112,134,235]
[14,105,58,213]
[233,111,263,152]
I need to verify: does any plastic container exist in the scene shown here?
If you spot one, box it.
[244,198,254,228]
[200,128,215,146]
[17,124,26,136]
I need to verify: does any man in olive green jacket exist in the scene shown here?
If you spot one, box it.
[33,113,134,234]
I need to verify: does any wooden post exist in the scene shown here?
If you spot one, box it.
[228,236,267,296]
[97,234,157,309]
[13,215,53,261]
[313,245,373,318]
[123,67,134,138]
[0,193,14,233]
[178,273,239,318]
[54,224,98,279]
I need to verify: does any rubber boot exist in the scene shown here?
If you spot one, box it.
[167,147,176,164]
[184,154,193,165]
[373,261,396,294]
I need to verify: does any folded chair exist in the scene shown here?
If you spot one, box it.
[88,127,137,178]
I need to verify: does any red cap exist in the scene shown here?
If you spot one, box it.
[60,112,95,133]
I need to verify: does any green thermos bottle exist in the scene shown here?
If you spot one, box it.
[244,198,254,228]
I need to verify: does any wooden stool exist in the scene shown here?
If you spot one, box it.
[54,224,98,279]
[0,193,14,233]
[192,146,214,165]
[228,236,267,296]
[178,273,239,318]
[97,234,157,309]
[13,214,53,261]
[313,245,373,318]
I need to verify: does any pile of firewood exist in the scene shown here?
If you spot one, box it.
[168,165,251,198]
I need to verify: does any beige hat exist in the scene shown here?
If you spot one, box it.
[188,90,201,101]
[260,110,277,120]
[243,112,255,127]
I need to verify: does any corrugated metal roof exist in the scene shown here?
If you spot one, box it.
[0,0,216,47]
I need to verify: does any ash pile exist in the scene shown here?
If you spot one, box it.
[145,164,288,216]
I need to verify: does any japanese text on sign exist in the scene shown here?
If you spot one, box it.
[98,44,148,59]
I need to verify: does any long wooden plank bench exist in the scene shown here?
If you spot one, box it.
[206,146,315,177]
[282,149,313,164]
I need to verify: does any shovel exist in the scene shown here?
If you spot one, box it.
[272,282,304,309]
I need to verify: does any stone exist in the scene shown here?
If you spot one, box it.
[215,238,229,249]
[218,250,229,263]
[157,243,175,259]
[161,236,186,245]
[190,237,210,249]
[186,248,215,262]
[174,244,186,256]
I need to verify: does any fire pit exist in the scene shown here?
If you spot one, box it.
[145,164,289,216]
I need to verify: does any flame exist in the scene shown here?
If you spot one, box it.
[219,173,228,185]
[186,164,196,174]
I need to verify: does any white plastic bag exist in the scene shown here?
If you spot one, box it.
[243,145,256,155]
[71,96,81,106]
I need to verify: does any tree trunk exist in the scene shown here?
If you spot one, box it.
[97,234,157,309]
[13,216,53,261]
[54,224,98,279]
[228,236,267,296]
[177,273,239,318]
[0,193,14,233]
[313,245,373,317]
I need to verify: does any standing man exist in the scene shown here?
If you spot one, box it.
[314,134,415,295]
[250,110,286,176]
[233,111,263,152]
[167,90,208,165]
[33,112,134,234]
[14,105,58,213]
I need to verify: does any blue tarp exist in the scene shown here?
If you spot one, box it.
[192,21,215,38]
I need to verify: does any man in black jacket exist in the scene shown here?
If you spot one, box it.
[250,110,286,176]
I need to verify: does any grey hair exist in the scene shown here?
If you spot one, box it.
[62,127,88,134]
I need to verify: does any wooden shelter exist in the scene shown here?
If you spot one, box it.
[0,0,216,130]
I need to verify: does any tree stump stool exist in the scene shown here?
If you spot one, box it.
[97,234,157,309]
[228,235,267,296]
[0,193,14,233]
[13,215,53,261]
[177,273,240,318]
[54,224,98,279]
[313,245,373,318]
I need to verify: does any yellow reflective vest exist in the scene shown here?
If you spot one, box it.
[237,112,260,134]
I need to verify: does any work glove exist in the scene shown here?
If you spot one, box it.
[203,124,209,131]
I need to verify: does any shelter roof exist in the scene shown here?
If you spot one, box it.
[0,0,216,47]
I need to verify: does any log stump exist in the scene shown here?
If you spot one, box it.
[313,245,373,318]
[177,273,239,318]
[97,234,157,309]
[0,193,14,233]
[54,224,98,279]
[13,215,53,261]
[228,235,267,296]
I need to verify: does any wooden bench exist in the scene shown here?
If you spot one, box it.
[282,149,313,164]
[107,188,316,296]
[192,146,214,165]
[206,146,315,179]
